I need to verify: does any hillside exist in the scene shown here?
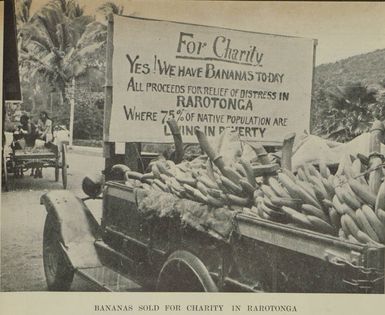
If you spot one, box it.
[314,48,385,90]
[311,48,385,140]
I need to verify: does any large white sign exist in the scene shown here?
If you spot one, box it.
[109,15,316,144]
[0,1,4,106]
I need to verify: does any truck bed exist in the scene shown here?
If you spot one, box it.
[231,213,384,293]
[100,181,384,293]
[236,213,384,270]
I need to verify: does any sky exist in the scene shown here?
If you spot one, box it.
[28,0,385,65]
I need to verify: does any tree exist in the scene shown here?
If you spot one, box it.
[46,0,84,19]
[314,82,385,142]
[97,1,124,19]
[16,0,39,112]
[17,0,107,139]
[16,0,32,26]
[18,1,104,106]
[73,101,103,140]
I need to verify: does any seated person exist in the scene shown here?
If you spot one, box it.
[11,114,38,177]
[12,114,37,149]
[35,111,54,178]
[37,111,53,143]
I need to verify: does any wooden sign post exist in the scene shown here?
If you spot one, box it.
[104,14,141,179]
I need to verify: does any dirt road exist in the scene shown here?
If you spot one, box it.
[1,151,104,291]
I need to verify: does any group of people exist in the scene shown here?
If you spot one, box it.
[12,111,53,178]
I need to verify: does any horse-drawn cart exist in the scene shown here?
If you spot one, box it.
[2,141,68,191]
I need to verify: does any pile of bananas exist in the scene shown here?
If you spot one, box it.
[119,125,385,246]
[331,155,385,245]
[250,155,385,246]
[124,155,274,210]
[251,167,336,235]
[122,153,385,246]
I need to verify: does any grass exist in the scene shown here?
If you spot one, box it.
[72,139,103,147]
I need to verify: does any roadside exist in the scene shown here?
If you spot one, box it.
[68,145,103,157]
[1,151,104,291]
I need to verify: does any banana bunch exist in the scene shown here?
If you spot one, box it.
[250,167,337,235]
[123,155,263,210]
[120,134,385,246]
[330,154,385,245]
[249,154,385,245]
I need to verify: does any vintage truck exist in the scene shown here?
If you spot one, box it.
[40,171,385,293]
[40,14,384,293]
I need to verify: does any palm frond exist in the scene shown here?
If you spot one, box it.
[33,10,61,48]
[47,0,84,18]
[16,0,32,25]
[76,21,106,47]
[76,41,105,58]
[97,2,124,18]
[26,23,55,52]
[70,15,95,44]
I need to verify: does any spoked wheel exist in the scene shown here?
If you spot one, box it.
[61,143,68,189]
[43,214,74,291]
[53,143,60,181]
[55,163,59,182]
[2,151,9,192]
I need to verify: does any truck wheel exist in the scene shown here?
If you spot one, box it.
[156,250,218,292]
[43,214,74,291]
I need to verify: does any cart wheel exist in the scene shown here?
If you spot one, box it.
[2,151,9,192]
[61,143,68,189]
[54,144,60,181]
[55,165,59,182]
[43,213,74,291]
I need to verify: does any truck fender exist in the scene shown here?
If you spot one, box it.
[156,250,218,292]
[40,190,102,269]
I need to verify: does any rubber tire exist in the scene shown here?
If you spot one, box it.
[156,250,218,292]
[61,144,67,189]
[43,214,74,291]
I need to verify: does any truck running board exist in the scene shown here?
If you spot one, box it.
[76,266,143,292]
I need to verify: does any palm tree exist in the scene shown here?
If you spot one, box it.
[97,1,124,19]
[18,2,103,105]
[16,0,42,112]
[315,82,381,141]
[17,0,109,141]
[16,0,32,26]
[47,0,84,19]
